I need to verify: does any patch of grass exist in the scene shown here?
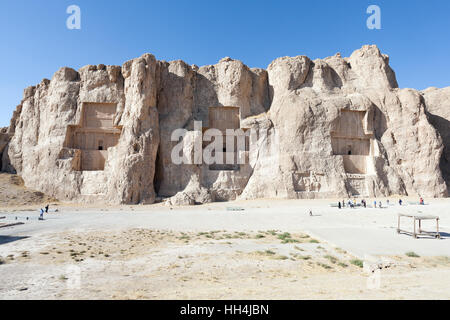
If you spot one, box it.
[317,262,333,269]
[324,255,338,264]
[256,249,277,256]
[294,245,304,251]
[324,254,349,268]
[282,238,300,244]
[275,255,289,260]
[0,256,5,265]
[406,252,420,258]
[350,259,364,268]
[335,247,347,254]
[277,232,301,244]
[59,275,68,281]
[277,232,291,240]
[255,234,265,239]
[309,239,320,243]
[292,254,311,260]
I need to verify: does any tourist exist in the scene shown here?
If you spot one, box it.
[39,208,44,220]
[379,201,382,208]
[45,204,49,213]
[309,210,313,216]
[342,200,345,208]
[387,199,390,206]
[374,200,377,208]
[399,199,403,206]
[420,197,424,205]
[338,201,341,209]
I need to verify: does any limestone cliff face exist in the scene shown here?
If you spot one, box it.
[422,87,450,193]
[2,45,448,204]
[241,46,446,200]
[3,57,159,204]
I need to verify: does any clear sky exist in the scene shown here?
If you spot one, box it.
[0,0,449,127]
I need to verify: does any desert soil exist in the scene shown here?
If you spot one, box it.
[0,175,450,299]
[0,173,55,207]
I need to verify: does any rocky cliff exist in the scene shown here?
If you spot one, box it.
[2,45,449,204]
[422,87,450,192]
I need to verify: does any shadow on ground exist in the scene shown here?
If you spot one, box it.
[0,235,30,245]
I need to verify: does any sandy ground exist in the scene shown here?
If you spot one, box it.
[0,174,55,207]
[1,198,450,299]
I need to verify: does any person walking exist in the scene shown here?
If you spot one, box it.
[338,201,341,209]
[45,204,49,213]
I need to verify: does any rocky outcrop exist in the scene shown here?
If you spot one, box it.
[2,45,448,204]
[0,128,11,164]
[242,46,446,199]
[421,87,450,193]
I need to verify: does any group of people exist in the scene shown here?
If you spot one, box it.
[337,197,424,209]
[39,204,50,220]
[338,199,365,209]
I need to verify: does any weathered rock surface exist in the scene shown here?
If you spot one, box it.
[2,45,449,204]
[422,87,450,193]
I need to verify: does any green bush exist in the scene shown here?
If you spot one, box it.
[406,252,420,258]
[350,259,364,268]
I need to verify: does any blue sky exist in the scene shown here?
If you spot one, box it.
[0,0,449,127]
